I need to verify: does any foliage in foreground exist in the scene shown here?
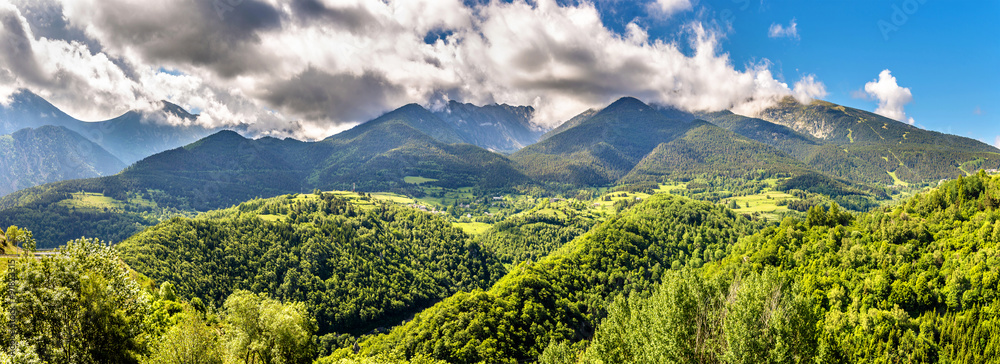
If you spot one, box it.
[1,236,150,363]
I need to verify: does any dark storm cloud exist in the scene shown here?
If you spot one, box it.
[10,0,143,81]
[63,0,282,78]
[260,68,405,123]
[11,0,101,54]
[290,0,381,32]
[0,6,45,84]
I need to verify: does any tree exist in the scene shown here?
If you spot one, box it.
[145,309,223,364]
[2,236,151,363]
[4,225,35,252]
[223,290,317,364]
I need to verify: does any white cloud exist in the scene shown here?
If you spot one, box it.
[864,69,914,124]
[648,0,693,18]
[0,0,820,138]
[995,135,1000,149]
[792,74,827,104]
[768,19,799,40]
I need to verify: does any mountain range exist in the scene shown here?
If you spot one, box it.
[0,90,222,165]
[3,93,1000,247]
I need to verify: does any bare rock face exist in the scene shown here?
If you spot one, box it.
[757,97,840,140]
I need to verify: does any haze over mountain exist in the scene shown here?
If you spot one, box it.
[431,101,543,153]
[0,125,124,196]
[0,90,223,164]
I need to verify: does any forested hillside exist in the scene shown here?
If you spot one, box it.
[696,110,821,160]
[751,97,1000,185]
[0,126,124,196]
[117,192,506,337]
[345,171,1000,363]
[473,208,598,268]
[358,194,763,362]
[570,170,1000,363]
[621,122,810,183]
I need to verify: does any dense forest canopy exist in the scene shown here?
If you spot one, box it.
[5,171,1000,363]
[117,192,505,338]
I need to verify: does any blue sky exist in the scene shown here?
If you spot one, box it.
[590,0,1000,145]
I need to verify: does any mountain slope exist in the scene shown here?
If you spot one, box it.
[755,97,1000,184]
[432,101,542,153]
[0,105,532,247]
[761,97,995,151]
[319,105,531,190]
[621,122,811,183]
[0,126,124,196]
[512,97,692,185]
[538,108,598,141]
[337,104,466,145]
[0,90,222,164]
[698,110,822,160]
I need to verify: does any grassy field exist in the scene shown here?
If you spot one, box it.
[54,192,158,213]
[403,176,438,185]
[370,192,416,204]
[57,192,123,212]
[257,214,283,222]
[453,222,492,235]
[413,187,476,208]
[724,191,794,218]
[887,171,909,187]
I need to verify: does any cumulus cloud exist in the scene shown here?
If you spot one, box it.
[648,0,693,18]
[995,135,1000,149]
[768,19,798,40]
[792,74,826,104]
[864,69,914,125]
[0,0,823,139]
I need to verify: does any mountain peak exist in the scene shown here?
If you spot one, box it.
[206,129,245,140]
[159,100,196,120]
[394,103,430,114]
[604,96,651,111]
